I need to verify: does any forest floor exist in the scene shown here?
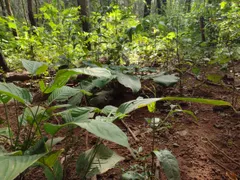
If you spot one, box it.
[1,65,240,180]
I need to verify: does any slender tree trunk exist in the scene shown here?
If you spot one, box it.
[77,0,90,32]
[0,50,10,72]
[21,0,28,24]
[27,0,36,26]
[185,0,191,12]
[156,0,166,15]
[4,0,12,16]
[200,16,206,42]
[144,0,151,17]
[4,0,18,36]
[0,0,7,16]
[77,0,91,50]
[34,0,39,25]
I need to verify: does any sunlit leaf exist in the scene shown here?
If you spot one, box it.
[0,83,32,104]
[21,59,48,75]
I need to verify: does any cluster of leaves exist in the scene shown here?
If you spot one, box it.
[0,59,233,180]
[0,3,84,67]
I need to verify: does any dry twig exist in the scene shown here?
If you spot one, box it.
[121,120,139,142]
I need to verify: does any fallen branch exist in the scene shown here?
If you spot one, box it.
[121,120,139,142]
[203,137,240,168]
[208,155,230,172]
[0,72,42,82]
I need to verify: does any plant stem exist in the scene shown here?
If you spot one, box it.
[3,103,13,148]
[14,100,23,149]
[151,119,156,180]
[227,45,237,107]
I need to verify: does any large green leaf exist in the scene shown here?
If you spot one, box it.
[44,123,65,136]
[56,107,92,123]
[74,120,129,148]
[117,72,141,93]
[45,137,65,149]
[117,98,160,114]
[68,92,84,106]
[154,150,180,180]
[153,74,179,87]
[0,154,45,180]
[21,59,48,75]
[48,86,81,104]
[72,67,111,78]
[45,68,111,93]
[76,144,124,178]
[44,70,77,93]
[162,97,232,106]
[44,120,129,148]
[0,83,32,104]
[117,97,233,115]
[92,77,113,88]
[101,105,118,116]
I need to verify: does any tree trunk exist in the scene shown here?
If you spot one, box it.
[27,0,36,26]
[77,0,91,50]
[156,0,166,15]
[21,0,28,24]
[77,0,90,32]
[200,16,206,42]
[144,0,151,17]
[0,51,10,72]
[185,0,191,12]
[4,0,17,36]
[0,0,7,16]
[4,0,12,16]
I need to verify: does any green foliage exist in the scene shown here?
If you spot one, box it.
[21,59,48,75]
[154,150,181,180]
[116,72,141,93]
[45,119,130,148]
[152,74,179,87]
[76,144,124,178]
[0,83,32,104]
[0,63,234,179]
[48,86,81,104]
[44,160,63,180]
[0,154,45,180]
[117,97,233,115]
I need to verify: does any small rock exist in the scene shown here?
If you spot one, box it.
[176,130,188,137]
[173,143,180,147]
[213,123,224,129]
[185,161,193,168]
[235,124,240,129]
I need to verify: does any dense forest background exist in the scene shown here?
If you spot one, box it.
[0,0,239,71]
